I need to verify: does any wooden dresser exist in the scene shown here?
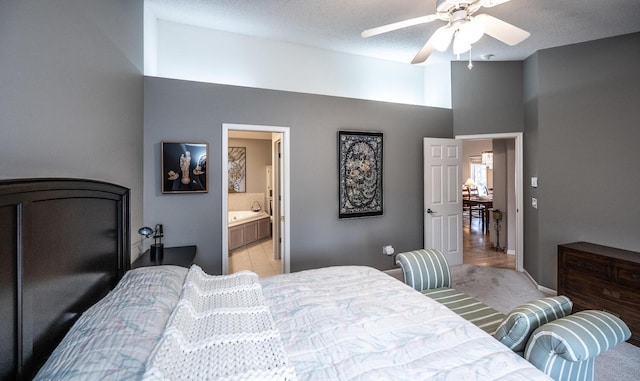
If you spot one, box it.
[558,242,640,346]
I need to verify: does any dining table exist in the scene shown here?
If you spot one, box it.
[466,196,493,232]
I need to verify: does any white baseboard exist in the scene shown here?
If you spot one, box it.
[523,269,557,296]
[538,285,557,295]
[506,249,516,255]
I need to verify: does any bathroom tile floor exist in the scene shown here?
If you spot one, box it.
[229,237,282,277]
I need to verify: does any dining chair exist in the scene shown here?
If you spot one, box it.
[467,186,485,222]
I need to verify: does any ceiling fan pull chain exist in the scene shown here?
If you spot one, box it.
[468,48,474,70]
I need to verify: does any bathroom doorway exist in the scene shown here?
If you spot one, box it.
[222,124,290,276]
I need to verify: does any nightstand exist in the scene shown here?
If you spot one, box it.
[131,245,197,268]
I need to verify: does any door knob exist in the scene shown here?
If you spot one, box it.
[426,208,434,214]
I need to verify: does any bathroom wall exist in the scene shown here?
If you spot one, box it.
[228,138,272,194]
[228,193,266,212]
[228,137,272,214]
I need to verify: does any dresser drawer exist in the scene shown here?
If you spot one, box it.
[563,272,640,309]
[560,249,610,281]
[614,261,640,290]
[558,242,640,347]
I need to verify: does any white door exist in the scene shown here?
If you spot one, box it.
[423,138,463,265]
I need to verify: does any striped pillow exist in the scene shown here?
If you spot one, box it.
[493,295,573,353]
[525,310,631,363]
[395,249,451,291]
[525,310,631,381]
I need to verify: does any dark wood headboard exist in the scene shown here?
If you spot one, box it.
[0,178,130,381]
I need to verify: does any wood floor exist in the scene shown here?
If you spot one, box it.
[463,213,515,269]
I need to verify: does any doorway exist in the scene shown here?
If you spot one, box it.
[222,124,291,275]
[457,133,523,272]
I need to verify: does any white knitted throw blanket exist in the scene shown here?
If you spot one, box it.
[143,266,297,381]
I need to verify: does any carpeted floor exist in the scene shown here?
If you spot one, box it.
[448,264,640,381]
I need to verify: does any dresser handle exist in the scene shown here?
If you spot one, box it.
[602,288,621,299]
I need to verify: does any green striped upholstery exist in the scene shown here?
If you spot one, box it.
[493,296,573,353]
[395,249,451,291]
[524,310,631,381]
[422,287,505,334]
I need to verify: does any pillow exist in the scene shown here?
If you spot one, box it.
[493,295,572,353]
[34,266,189,380]
[526,309,631,362]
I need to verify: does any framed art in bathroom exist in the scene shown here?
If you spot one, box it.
[228,147,246,193]
[161,142,208,193]
[338,130,383,219]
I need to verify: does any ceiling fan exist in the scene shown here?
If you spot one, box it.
[362,0,530,64]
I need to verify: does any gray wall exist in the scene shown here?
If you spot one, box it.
[0,0,144,243]
[451,61,524,261]
[452,61,525,135]
[144,77,452,274]
[453,36,640,289]
[523,53,541,281]
[524,32,640,288]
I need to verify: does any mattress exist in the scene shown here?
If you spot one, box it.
[35,265,551,380]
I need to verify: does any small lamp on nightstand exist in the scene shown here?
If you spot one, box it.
[138,224,164,261]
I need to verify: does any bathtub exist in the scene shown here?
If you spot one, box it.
[228,210,270,227]
[228,210,271,251]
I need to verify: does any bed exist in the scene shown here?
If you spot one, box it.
[0,178,551,380]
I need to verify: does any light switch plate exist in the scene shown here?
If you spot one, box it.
[531,177,538,188]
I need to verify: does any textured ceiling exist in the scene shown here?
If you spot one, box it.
[147,0,640,64]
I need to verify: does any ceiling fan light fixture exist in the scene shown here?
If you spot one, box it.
[458,18,485,44]
[452,32,472,55]
[362,0,526,65]
[432,25,455,51]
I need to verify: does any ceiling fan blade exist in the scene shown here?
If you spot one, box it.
[479,0,512,8]
[474,13,530,46]
[362,14,438,38]
[411,34,438,64]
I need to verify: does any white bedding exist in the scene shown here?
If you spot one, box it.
[34,265,188,381]
[143,268,296,380]
[261,266,550,381]
[35,265,551,381]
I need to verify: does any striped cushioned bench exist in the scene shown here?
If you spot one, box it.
[421,287,505,335]
[396,249,631,381]
[399,250,573,339]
